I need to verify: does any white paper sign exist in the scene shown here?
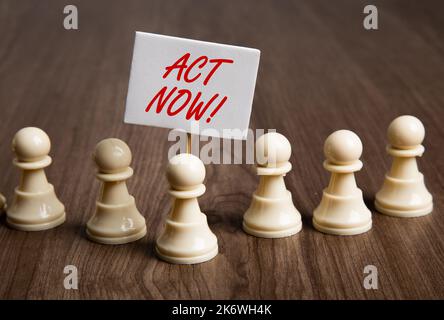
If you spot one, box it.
[124,32,260,140]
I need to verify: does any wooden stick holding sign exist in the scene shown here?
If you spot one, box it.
[186,133,191,154]
[124,32,260,264]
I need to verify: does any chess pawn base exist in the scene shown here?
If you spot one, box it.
[7,184,65,231]
[243,163,302,239]
[375,173,433,218]
[86,196,147,245]
[243,191,302,238]
[155,219,219,264]
[313,189,372,236]
[156,186,218,265]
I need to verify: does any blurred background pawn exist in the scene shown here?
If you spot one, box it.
[0,193,6,212]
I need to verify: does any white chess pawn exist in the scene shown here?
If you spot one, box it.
[7,127,66,231]
[86,138,147,244]
[242,132,302,238]
[313,130,372,235]
[375,115,433,217]
[0,193,6,211]
[156,153,218,264]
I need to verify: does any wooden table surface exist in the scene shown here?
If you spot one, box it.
[0,0,443,300]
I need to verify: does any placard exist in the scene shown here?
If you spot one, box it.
[124,32,260,140]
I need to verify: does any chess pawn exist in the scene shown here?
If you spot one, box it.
[6,127,66,231]
[156,153,218,264]
[375,115,433,217]
[243,132,302,238]
[313,130,372,235]
[0,193,6,211]
[86,138,147,244]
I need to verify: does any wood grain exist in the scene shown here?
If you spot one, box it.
[0,0,443,299]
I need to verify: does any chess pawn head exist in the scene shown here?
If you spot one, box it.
[6,127,66,231]
[94,138,132,173]
[243,132,302,238]
[255,132,292,169]
[166,153,206,191]
[324,129,363,166]
[156,153,218,264]
[313,130,372,235]
[387,115,425,150]
[375,115,433,217]
[12,127,51,162]
[86,138,147,245]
